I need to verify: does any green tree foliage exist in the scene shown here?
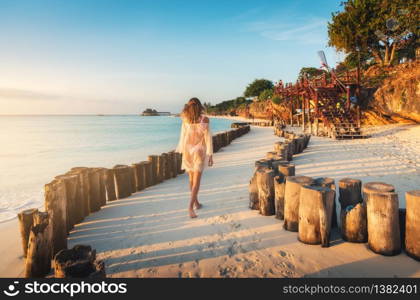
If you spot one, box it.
[298,67,327,80]
[258,88,274,101]
[206,97,252,114]
[271,95,283,105]
[328,0,418,66]
[244,79,274,97]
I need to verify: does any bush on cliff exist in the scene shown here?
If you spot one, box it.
[244,79,274,97]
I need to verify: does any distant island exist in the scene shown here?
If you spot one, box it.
[141,108,171,116]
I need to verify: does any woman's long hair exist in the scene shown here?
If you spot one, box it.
[182,97,204,123]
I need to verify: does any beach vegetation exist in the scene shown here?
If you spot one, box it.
[244,79,274,97]
[258,88,274,101]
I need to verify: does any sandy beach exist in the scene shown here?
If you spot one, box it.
[1,123,419,278]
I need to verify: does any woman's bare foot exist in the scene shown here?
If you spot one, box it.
[194,202,202,209]
[189,208,197,218]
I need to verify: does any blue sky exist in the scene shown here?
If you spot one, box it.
[0,0,345,114]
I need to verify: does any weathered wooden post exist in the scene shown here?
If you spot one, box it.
[298,185,335,247]
[284,176,314,232]
[128,165,137,193]
[132,163,144,191]
[314,177,337,228]
[148,155,159,184]
[97,168,107,207]
[44,179,68,256]
[69,167,90,219]
[54,174,79,232]
[362,182,395,201]
[25,211,52,278]
[53,245,105,278]
[18,208,38,258]
[249,171,259,210]
[143,161,153,186]
[339,178,363,209]
[256,168,275,216]
[160,153,169,181]
[273,163,295,220]
[405,190,420,261]
[157,154,166,182]
[113,165,132,199]
[169,151,177,178]
[284,140,294,161]
[366,191,401,255]
[88,168,101,213]
[103,168,117,201]
[340,203,367,242]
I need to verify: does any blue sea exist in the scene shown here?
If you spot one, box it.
[0,115,233,222]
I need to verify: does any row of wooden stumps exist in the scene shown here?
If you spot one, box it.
[17,124,251,278]
[232,121,274,128]
[249,131,420,261]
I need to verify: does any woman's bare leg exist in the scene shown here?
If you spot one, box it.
[188,171,193,191]
[192,171,202,209]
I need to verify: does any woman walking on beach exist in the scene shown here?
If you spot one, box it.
[176,98,213,218]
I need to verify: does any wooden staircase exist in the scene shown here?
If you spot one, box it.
[317,88,367,140]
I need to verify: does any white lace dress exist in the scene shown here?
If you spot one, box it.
[175,115,213,172]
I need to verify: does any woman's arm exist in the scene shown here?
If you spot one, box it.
[175,119,186,153]
[202,116,214,166]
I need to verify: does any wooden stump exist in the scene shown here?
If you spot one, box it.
[161,153,170,180]
[362,182,395,202]
[113,165,132,199]
[266,151,280,159]
[406,190,420,261]
[132,163,144,191]
[366,191,401,256]
[18,208,38,258]
[314,177,337,228]
[277,163,295,178]
[256,168,275,216]
[25,211,52,277]
[298,185,335,247]
[143,161,153,186]
[128,165,137,193]
[103,168,117,201]
[55,174,79,232]
[399,208,406,250]
[157,154,166,182]
[53,245,105,278]
[169,151,177,178]
[69,167,90,220]
[249,172,259,210]
[340,203,367,242]
[339,178,362,209]
[148,155,159,184]
[88,168,101,213]
[274,176,286,220]
[97,168,107,207]
[296,136,305,153]
[284,141,294,161]
[283,176,314,232]
[44,179,68,256]
[255,159,272,169]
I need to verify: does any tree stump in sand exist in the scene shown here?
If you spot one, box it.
[366,191,401,256]
[284,141,294,161]
[406,190,420,261]
[270,160,289,175]
[97,168,107,207]
[298,185,335,247]
[25,211,52,277]
[256,168,275,216]
[399,208,406,250]
[169,151,177,178]
[314,177,337,228]
[128,165,137,193]
[249,171,259,210]
[44,179,68,256]
[296,136,305,153]
[53,245,105,278]
[131,163,144,191]
[274,142,289,160]
[339,178,363,209]
[54,174,79,232]
[161,153,170,180]
[340,203,367,242]
[148,155,159,184]
[103,168,116,201]
[18,208,38,258]
[157,154,166,183]
[113,165,132,199]
[69,167,90,220]
[274,176,286,220]
[284,176,314,232]
[266,151,280,159]
[255,159,272,169]
[362,182,395,202]
[87,168,101,213]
